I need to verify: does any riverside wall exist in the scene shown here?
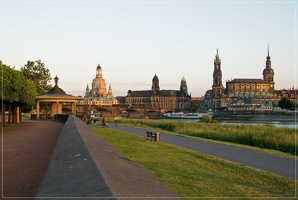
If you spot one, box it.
[34,115,114,199]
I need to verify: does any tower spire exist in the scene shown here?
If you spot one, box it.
[267,45,270,59]
[54,75,59,86]
[215,48,219,59]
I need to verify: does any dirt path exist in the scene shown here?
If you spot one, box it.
[1,119,64,199]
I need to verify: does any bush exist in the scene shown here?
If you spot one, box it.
[202,114,212,122]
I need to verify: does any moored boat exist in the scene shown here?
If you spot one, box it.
[164,112,203,119]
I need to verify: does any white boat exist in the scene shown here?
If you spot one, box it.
[164,112,203,119]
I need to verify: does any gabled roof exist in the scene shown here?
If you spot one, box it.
[229,78,266,83]
[128,89,190,97]
[128,90,152,97]
[159,90,180,96]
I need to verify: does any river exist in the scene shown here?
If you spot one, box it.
[217,120,296,128]
[165,118,296,129]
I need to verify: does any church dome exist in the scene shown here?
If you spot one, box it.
[97,64,101,69]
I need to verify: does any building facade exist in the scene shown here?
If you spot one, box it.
[125,74,191,112]
[203,48,277,111]
[77,64,118,107]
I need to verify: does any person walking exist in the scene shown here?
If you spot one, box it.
[101,117,105,127]
[114,116,119,127]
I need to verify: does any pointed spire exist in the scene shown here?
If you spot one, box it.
[267,45,271,59]
[54,75,59,86]
[215,48,219,59]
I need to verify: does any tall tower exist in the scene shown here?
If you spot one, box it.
[152,74,160,95]
[180,77,188,95]
[212,49,223,97]
[84,84,90,98]
[262,47,275,92]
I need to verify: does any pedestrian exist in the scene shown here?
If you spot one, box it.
[114,116,119,127]
[101,117,105,127]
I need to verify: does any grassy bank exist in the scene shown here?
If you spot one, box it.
[91,126,296,199]
[106,118,296,155]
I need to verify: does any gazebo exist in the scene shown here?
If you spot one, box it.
[35,76,84,119]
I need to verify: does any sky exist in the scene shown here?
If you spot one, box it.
[0,0,296,97]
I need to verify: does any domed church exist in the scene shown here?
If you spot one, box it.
[78,64,117,107]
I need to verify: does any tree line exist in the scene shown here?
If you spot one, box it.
[1,60,52,125]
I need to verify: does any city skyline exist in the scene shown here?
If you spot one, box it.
[1,0,296,97]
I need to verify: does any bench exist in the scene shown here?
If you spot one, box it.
[146,131,154,142]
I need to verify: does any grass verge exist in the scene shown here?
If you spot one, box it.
[91,126,296,199]
[105,118,296,156]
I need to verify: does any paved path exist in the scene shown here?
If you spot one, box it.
[35,115,181,199]
[2,119,64,199]
[110,124,297,180]
[2,117,181,200]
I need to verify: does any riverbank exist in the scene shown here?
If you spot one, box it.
[212,112,297,122]
[112,118,296,155]
[92,125,296,198]
[250,114,296,122]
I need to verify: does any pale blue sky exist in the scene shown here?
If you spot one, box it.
[1,0,296,97]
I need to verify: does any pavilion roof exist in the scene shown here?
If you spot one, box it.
[36,76,84,101]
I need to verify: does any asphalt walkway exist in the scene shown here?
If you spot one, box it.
[110,124,297,180]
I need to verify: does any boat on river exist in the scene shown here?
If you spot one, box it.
[164,112,203,119]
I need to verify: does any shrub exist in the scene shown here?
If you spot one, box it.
[202,114,212,122]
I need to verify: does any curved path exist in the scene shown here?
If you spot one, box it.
[110,124,297,180]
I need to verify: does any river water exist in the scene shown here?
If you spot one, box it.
[165,118,296,129]
[217,120,296,129]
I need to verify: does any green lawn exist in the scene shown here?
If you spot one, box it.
[106,118,296,155]
[91,126,296,199]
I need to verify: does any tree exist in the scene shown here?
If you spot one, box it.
[20,60,52,96]
[278,96,295,110]
[189,101,200,112]
[0,61,37,124]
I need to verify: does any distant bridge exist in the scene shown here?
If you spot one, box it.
[71,105,171,118]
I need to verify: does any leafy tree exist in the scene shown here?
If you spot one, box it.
[278,96,295,110]
[189,101,200,112]
[0,61,37,124]
[20,60,52,96]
